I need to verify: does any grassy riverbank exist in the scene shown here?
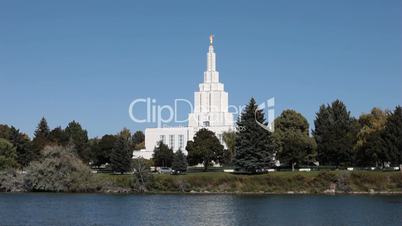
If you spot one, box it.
[95,171,402,194]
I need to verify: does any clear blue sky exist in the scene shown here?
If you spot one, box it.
[0,0,401,138]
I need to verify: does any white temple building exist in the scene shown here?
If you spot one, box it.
[133,35,234,159]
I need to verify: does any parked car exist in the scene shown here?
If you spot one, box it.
[158,167,172,174]
[171,170,186,175]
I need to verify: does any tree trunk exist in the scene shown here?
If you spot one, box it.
[203,163,208,172]
[292,162,296,172]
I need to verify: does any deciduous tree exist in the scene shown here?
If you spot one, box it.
[24,146,94,192]
[132,131,145,150]
[187,128,224,171]
[274,110,316,170]
[355,108,387,166]
[0,138,19,170]
[278,130,316,171]
[0,125,33,167]
[132,157,153,192]
[222,131,236,165]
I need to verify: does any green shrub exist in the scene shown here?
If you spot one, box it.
[24,146,95,192]
[350,172,388,191]
[389,173,402,190]
[308,171,337,193]
[336,172,352,193]
[0,169,25,192]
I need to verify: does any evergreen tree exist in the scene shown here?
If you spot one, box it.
[132,131,145,150]
[65,121,89,162]
[32,117,50,160]
[110,130,133,173]
[234,98,275,173]
[381,106,402,165]
[49,127,69,146]
[313,100,359,166]
[172,149,188,173]
[88,137,100,166]
[90,134,117,166]
[152,141,174,167]
[186,128,224,171]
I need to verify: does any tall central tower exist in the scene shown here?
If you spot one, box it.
[138,35,235,157]
[188,35,234,130]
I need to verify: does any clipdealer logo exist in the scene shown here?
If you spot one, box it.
[128,97,275,132]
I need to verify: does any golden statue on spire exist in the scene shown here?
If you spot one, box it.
[209,34,214,45]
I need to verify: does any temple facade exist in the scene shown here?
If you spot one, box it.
[133,36,234,159]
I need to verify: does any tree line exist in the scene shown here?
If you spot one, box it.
[237,98,401,171]
[1,98,401,174]
[152,98,402,173]
[0,118,145,173]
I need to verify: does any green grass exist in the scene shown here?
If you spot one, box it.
[95,173,134,188]
[94,171,402,194]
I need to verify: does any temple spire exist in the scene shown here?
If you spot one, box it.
[209,34,214,45]
[207,34,216,71]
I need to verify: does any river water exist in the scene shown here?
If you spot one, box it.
[0,193,401,226]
